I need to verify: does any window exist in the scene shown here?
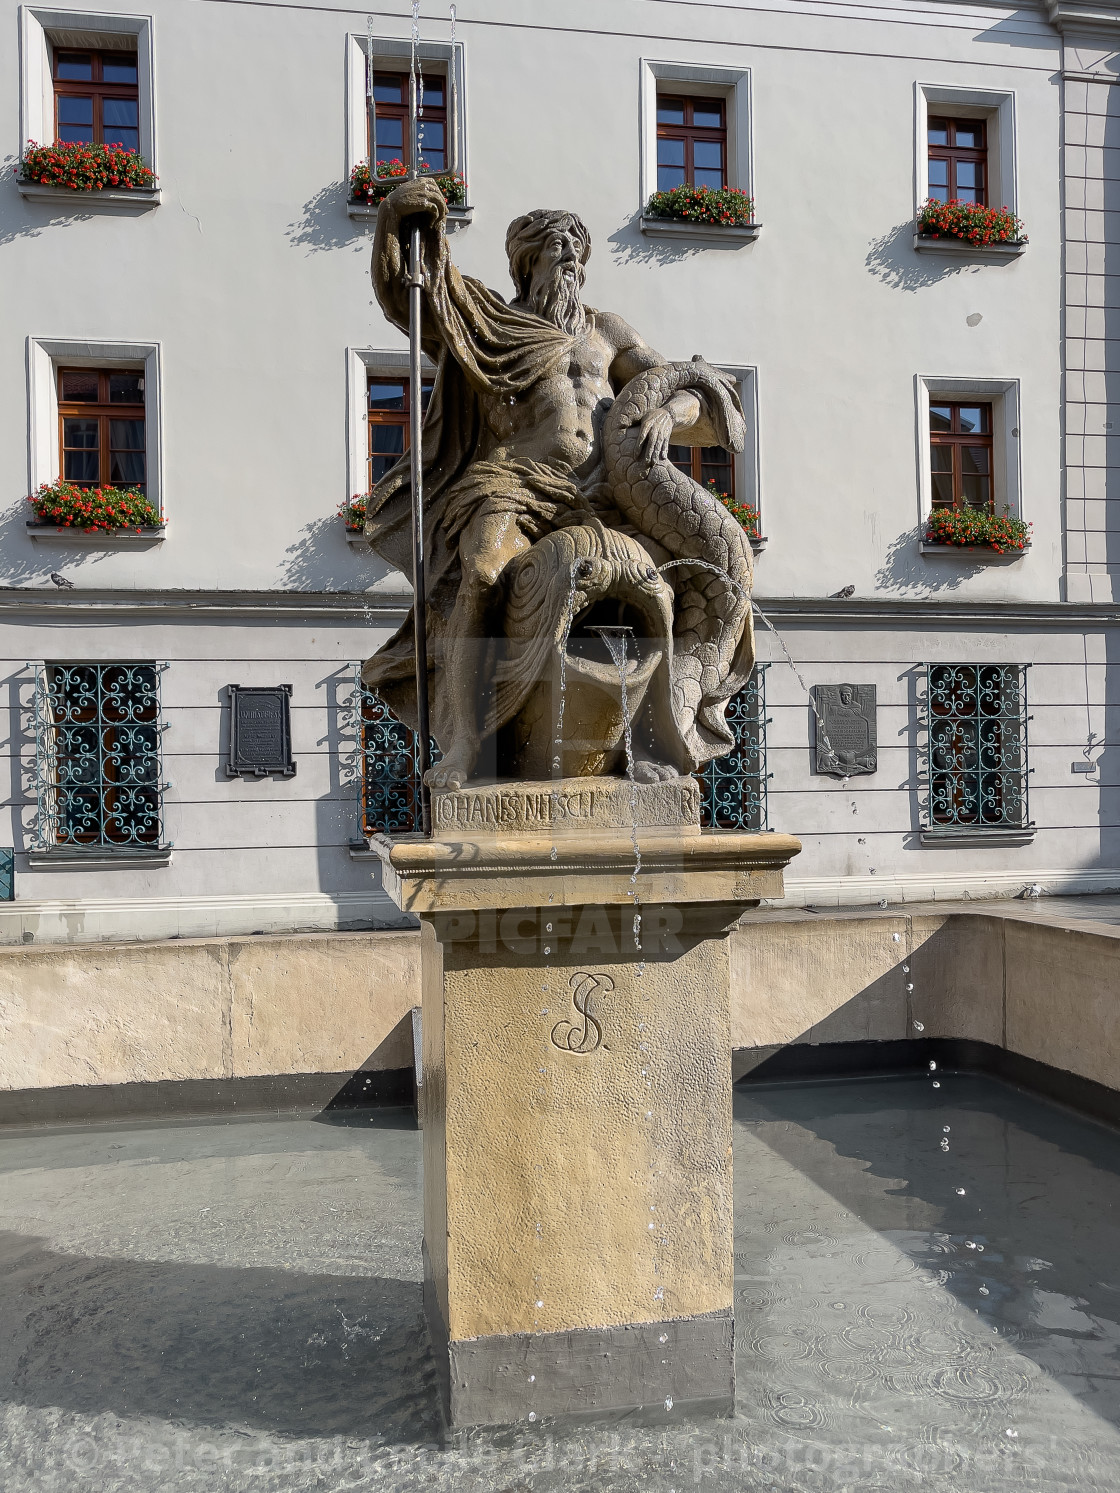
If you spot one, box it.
[925,664,1029,834]
[929,402,992,512]
[656,95,726,191]
[927,117,986,205]
[33,663,166,851]
[668,444,735,502]
[698,668,768,830]
[356,681,440,837]
[53,47,139,149]
[367,375,432,490]
[58,367,146,492]
[369,70,447,170]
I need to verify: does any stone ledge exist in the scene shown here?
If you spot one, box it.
[27,523,166,546]
[17,181,160,209]
[920,542,1028,563]
[344,530,368,549]
[912,233,1025,258]
[639,216,761,245]
[27,847,173,868]
[918,827,1035,847]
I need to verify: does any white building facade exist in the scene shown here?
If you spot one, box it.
[0,0,1116,944]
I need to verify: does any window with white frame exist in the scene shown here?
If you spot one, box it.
[639,61,752,214]
[915,84,1016,218]
[20,9,157,180]
[346,349,436,508]
[916,377,1021,524]
[28,340,164,519]
[671,365,762,540]
[346,34,467,203]
[33,661,167,852]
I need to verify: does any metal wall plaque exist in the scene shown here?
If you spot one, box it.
[226,685,296,777]
[811,683,876,777]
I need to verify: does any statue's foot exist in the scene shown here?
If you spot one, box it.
[424,754,472,791]
[632,759,681,784]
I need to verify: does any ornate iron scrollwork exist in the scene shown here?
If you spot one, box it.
[698,668,769,831]
[924,663,1029,829]
[355,681,442,836]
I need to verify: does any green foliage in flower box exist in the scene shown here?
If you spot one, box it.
[340,495,368,532]
[706,480,760,540]
[28,481,161,532]
[645,184,755,227]
[924,506,1031,553]
[916,199,1026,246]
[17,141,156,191]
[349,158,465,206]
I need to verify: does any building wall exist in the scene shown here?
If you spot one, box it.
[0,0,1113,940]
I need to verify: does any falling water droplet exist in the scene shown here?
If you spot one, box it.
[528,1411,536,1422]
[645,1111,652,1119]
[543,945,551,956]
[549,846,558,862]
[659,1333,668,1343]
[892,932,901,942]
[929,1061,937,1071]
[943,1125,950,1132]
[979,1285,989,1296]
[902,964,910,973]
[906,983,915,993]
[913,1021,925,1032]
[528,1374,535,1382]
[536,1300,543,1308]
[940,1138,950,1151]
[932,1080,941,1088]
[1006,1429,1018,1438]
[956,1187,966,1196]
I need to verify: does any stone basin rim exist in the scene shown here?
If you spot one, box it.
[372,829,802,874]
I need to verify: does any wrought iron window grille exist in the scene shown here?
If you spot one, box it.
[31,661,170,852]
[921,663,1032,832]
[349,666,769,838]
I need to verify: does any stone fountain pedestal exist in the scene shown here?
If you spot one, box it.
[372,776,800,1427]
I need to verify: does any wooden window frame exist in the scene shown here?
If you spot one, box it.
[656,93,727,191]
[58,367,146,492]
[367,374,433,491]
[927,116,987,205]
[368,69,448,172]
[668,444,736,502]
[52,46,140,149]
[929,401,993,512]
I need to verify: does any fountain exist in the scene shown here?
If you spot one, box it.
[359,67,800,1423]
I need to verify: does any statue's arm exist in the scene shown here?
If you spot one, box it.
[371,178,450,338]
[602,315,703,466]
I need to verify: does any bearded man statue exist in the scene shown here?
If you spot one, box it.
[363,178,755,791]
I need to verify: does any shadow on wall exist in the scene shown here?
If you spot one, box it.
[285,182,371,256]
[0,1228,441,1441]
[0,502,105,586]
[0,161,90,248]
[876,525,993,593]
[279,513,398,592]
[605,211,755,268]
[865,221,977,292]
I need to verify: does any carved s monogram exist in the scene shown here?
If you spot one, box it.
[550,971,613,1055]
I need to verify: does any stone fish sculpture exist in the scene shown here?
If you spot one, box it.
[362,178,754,789]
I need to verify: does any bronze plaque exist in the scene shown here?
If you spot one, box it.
[811,683,876,777]
[227,685,296,777]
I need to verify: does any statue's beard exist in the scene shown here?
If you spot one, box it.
[529,264,586,335]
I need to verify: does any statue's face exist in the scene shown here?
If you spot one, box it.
[527,224,586,301]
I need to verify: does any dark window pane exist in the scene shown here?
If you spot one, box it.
[104,126,139,151]
[57,121,94,143]
[55,52,93,81]
[369,381,406,410]
[421,121,444,151]
[928,121,949,146]
[694,168,724,191]
[668,445,692,472]
[423,80,445,107]
[373,74,404,103]
[422,148,445,170]
[930,405,953,433]
[928,160,949,189]
[657,165,686,191]
[692,103,723,128]
[110,419,145,451]
[962,473,991,508]
[958,406,987,434]
[931,473,954,504]
[929,184,949,203]
[376,117,403,149]
[930,444,953,472]
[63,419,99,448]
[657,138,685,168]
[102,57,139,84]
[103,98,139,128]
[955,125,981,148]
[64,450,99,483]
[60,371,99,402]
[957,184,981,204]
[693,140,723,171]
[58,96,93,125]
[371,425,405,455]
[956,162,980,191]
[109,373,144,404]
[110,450,146,487]
[657,99,685,125]
[961,445,990,475]
[421,380,434,412]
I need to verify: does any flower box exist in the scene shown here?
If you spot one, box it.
[641,185,758,242]
[26,523,165,546]
[27,481,163,541]
[923,506,1031,557]
[914,199,1026,255]
[348,158,466,209]
[16,141,157,196]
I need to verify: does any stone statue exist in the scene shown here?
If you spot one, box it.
[363,178,755,790]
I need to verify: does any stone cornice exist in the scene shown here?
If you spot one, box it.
[1047,0,1120,30]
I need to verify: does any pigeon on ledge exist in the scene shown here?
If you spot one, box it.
[49,573,74,589]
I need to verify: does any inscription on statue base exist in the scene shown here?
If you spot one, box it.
[432,777,700,836]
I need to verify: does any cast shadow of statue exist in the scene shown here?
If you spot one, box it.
[865,221,977,292]
[0,1229,442,1443]
[280,513,399,592]
[876,525,990,593]
[285,181,370,256]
